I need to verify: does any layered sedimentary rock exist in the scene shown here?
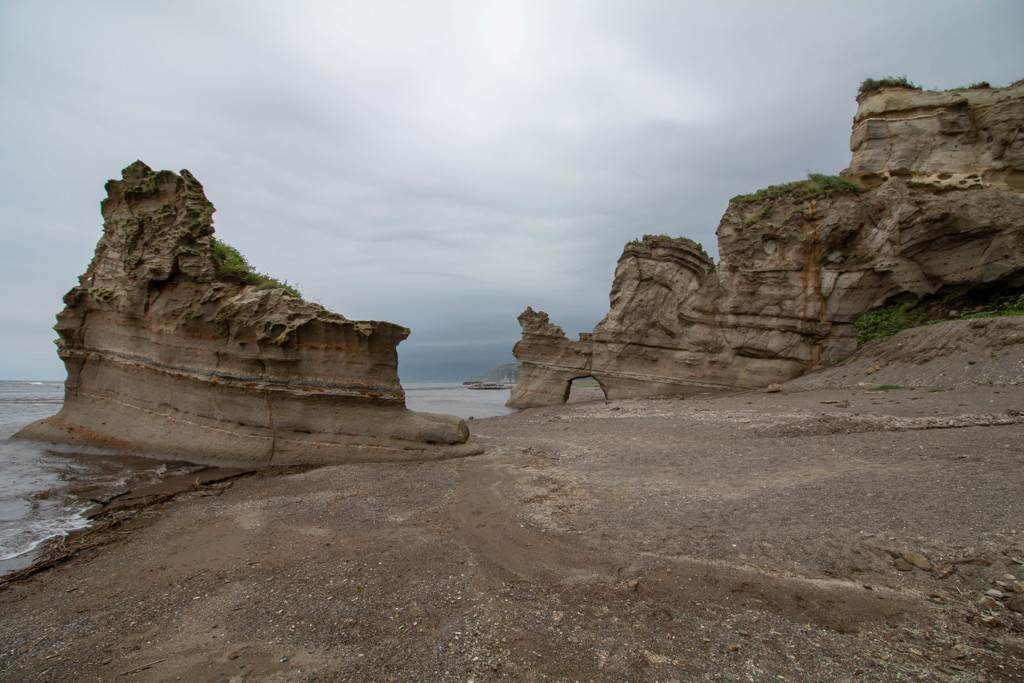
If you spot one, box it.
[509,81,1024,408]
[847,82,1024,190]
[18,162,481,464]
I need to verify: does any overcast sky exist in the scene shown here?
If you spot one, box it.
[1,1,1022,381]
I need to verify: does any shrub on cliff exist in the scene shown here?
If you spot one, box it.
[211,237,300,296]
[731,174,861,203]
[855,302,931,344]
[858,75,920,96]
[855,294,1024,344]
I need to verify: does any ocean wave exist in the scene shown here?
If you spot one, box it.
[0,508,90,563]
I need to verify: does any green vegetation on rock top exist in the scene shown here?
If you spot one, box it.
[210,237,300,297]
[731,174,861,204]
[859,76,1024,95]
[858,75,921,96]
[626,234,703,252]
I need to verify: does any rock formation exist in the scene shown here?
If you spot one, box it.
[509,81,1024,408]
[17,162,482,464]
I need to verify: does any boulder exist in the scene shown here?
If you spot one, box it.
[17,162,482,465]
[509,81,1024,408]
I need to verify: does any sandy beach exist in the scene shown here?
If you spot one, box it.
[2,351,1023,680]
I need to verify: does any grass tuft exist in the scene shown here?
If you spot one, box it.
[210,237,300,297]
[732,174,861,204]
[745,206,773,226]
[858,75,920,96]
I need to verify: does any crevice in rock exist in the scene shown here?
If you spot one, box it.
[264,389,277,466]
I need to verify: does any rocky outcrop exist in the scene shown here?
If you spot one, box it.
[17,162,482,465]
[509,81,1024,408]
[847,82,1024,191]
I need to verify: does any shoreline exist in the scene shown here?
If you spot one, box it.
[0,383,513,575]
[0,463,265,584]
[1,378,1022,680]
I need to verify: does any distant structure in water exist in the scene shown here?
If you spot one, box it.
[464,362,520,386]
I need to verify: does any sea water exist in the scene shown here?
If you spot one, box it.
[0,382,205,574]
[403,382,514,420]
[0,380,512,573]
[0,381,82,572]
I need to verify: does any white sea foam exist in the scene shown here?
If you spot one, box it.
[0,506,90,561]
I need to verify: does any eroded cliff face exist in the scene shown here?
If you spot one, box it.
[18,162,482,464]
[847,83,1024,191]
[509,81,1024,408]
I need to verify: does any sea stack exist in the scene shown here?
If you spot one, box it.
[17,161,482,465]
[509,80,1024,408]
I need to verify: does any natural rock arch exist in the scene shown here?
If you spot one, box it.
[565,375,609,403]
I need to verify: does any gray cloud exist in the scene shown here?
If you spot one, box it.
[2,0,1022,380]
